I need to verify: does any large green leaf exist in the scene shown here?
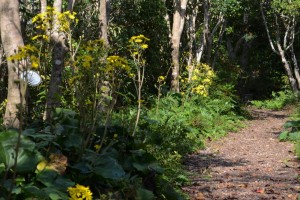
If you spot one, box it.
[0,131,42,172]
[36,170,74,199]
[131,149,164,173]
[136,188,154,200]
[93,155,125,180]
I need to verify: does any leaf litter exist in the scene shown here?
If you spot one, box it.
[183,107,300,200]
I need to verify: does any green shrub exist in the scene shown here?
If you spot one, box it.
[279,107,300,159]
[251,90,297,110]
[118,86,245,185]
[0,108,187,199]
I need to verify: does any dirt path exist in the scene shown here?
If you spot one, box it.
[182,108,300,200]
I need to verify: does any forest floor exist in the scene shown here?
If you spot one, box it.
[182,107,300,200]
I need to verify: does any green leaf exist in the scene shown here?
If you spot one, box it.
[49,193,62,200]
[71,162,93,174]
[37,170,74,190]
[93,155,125,180]
[284,120,300,129]
[287,132,300,141]
[279,131,289,141]
[0,130,42,172]
[23,185,46,197]
[63,133,82,151]
[0,163,5,174]
[136,188,155,200]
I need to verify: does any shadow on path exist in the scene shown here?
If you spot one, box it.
[182,108,300,200]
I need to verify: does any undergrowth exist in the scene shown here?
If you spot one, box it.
[279,106,300,158]
[111,82,245,190]
[250,90,297,110]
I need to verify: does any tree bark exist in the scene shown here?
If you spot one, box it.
[44,0,69,120]
[203,0,211,64]
[99,0,109,45]
[171,0,188,92]
[187,2,198,82]
[0,0,25,128]
[290,45,300,90]
[277,43,298,92]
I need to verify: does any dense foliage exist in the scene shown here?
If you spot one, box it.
[1,0,300,199]
[279,108,300,159]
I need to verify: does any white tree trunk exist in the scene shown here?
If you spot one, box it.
[290,46,300,89]
[277,43,298,92]
[171,0,188,92]
[187,2,199,81]
[0,0,25,128]
[99,0,109,45]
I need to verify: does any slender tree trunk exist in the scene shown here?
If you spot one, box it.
[277,43,298,92]
[99,0,109,45]
[162,0,172,41]
[171,0,188,92]
[44,0,71,120]
[211,16,226,69]
[0,0,25,128]
[290,45,300,90]
[187,1,198,81]
[40,0,47,12]
[203,0,211,64]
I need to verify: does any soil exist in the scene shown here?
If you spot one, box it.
[182,107,300,200]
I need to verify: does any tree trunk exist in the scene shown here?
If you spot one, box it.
[187,1,199,81]
[277,43,298,93]
[0,0,25,128]
[290,45,300,90]
[171,0,188,92]
[203,0,211,64]
[99,0,109,45]
[211,16,226,69]
[44,0,69,120]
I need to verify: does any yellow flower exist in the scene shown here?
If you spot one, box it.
[158,76,165,82]
[129,73,135,78]
[141,44,148,49]
[68,184,93,200]
[106,56,130,72]
[94,144,101,151]
[134,38,143,43]
[191,76,198,81]
[31,61,39,69]
[202,78,211,84]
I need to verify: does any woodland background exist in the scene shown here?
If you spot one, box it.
[0,0,300,199]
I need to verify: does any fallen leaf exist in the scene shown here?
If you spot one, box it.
[287,194,297,199]
[255,188,265,194]
[237,183,247,188]
[196,192,205,200]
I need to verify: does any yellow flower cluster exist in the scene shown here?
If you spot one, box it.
[106,56,130,73]
[189,63,215,97]
[128,35,150,57]
[32,6,77,34]
[129,35,150,49]
[67,184,93,200]
[157,76,166,84]
[8,45,40,69]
